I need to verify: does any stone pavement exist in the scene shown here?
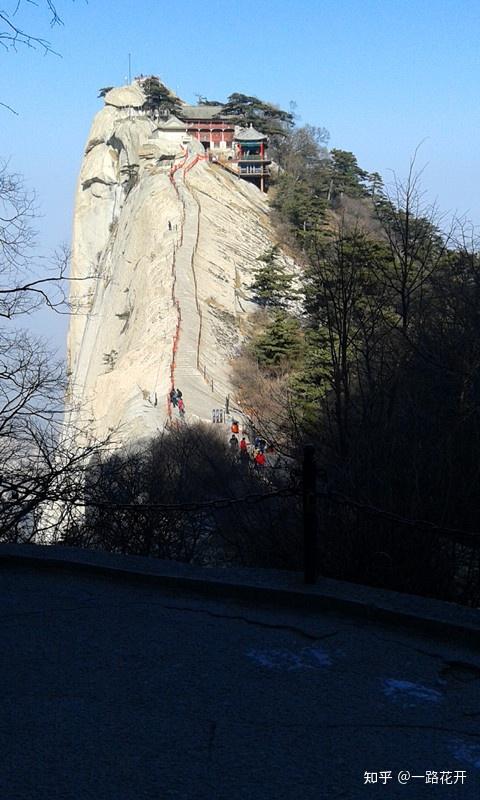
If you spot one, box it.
[0,554,478,799]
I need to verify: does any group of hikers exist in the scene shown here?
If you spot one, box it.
[229,420,268,469]
[169,387,185,418]
[167,395,268,469]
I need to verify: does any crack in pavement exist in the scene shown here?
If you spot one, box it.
[161,603,339,642]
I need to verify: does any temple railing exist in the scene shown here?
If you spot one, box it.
[237,153,269,161]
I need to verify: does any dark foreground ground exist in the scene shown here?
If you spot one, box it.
[0,561,479,799]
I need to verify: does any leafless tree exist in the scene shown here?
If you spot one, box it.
[0,1,63,55]
[373,153,453,331]
[0,159,109,543]
[64,424,302,570]
[0,161,72,316]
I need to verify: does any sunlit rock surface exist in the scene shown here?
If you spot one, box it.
[66,84,293,447]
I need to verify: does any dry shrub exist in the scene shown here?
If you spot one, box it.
[64,423,302,570]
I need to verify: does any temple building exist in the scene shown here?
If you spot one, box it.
[233,125,271,192]
[179,105,235,152]
[170,104,271,192]
[129,80,272,191]
[155,115,188,142]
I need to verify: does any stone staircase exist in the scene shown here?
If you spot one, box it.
[171,169,224,423]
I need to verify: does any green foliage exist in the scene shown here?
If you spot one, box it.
[367,171,383,196]
[251,311,303,368]
[272,174,328,241]
[289,328,331,425]
[304,228,389,327]
[250,246,295,308]
[329,149,370,199]
[142,77,181,115]
[221,92,294,136]
[271,130,377,245]
[270,125,334,241]
[249,124,480,603]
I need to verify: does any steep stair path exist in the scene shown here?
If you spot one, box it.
[170,159,225,423]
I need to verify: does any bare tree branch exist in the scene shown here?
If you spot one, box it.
[0,1,63,55]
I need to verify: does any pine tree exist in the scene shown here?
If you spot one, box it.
[250,247,295,308]
[142,77,181,115]
[329,149,369,198]
[251,311,303,368]
[221,93,294,136]
[272,175,328,240]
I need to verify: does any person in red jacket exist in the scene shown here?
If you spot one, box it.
[239,437,249,467]
[254,450,266,469]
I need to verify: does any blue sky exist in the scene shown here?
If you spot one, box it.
[1,0,480,348]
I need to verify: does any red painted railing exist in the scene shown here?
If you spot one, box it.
[167,148,189,417]
[166,150,210,417]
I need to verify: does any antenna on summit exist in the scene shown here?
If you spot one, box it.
[128,53,132,83]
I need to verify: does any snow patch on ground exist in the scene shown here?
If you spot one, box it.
[246,646,332,671]
[450,740,480,770]
[382,678,443,704]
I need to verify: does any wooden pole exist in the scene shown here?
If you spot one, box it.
[303,444,318,584]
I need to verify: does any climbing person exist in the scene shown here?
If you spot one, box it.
[168,220,172,231]
[254,450,266,470]
[229,434,238,452]
[231,420,239,435]
[178,397,185,417]
[170,388,178,408]
[239,437,249,465]
[176,388,183,399]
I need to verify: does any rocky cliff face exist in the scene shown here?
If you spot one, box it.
[66,84,290,447]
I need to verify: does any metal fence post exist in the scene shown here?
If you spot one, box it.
[303,444,318,584]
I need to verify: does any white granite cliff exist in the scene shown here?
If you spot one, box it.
[66,84,292,447]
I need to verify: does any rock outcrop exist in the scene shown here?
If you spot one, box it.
[66,84,293,447]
